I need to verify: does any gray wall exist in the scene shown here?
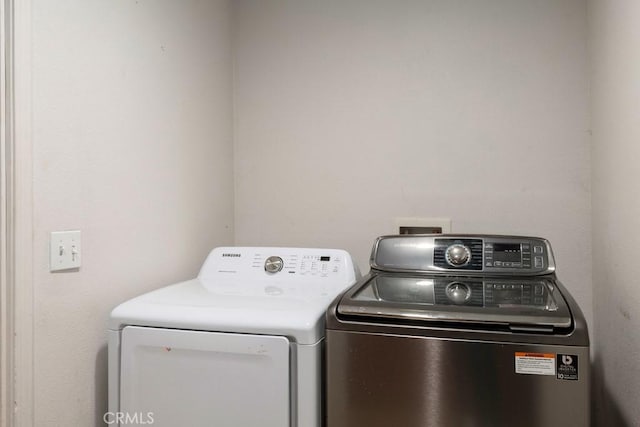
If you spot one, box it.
[29,1,640,425]
[233,0,592,331]
[30,1,233,425]
[590,1,640,425]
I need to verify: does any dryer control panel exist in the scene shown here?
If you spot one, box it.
[371,235,555,276]
[198,247,359,285]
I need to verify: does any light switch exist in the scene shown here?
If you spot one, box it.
[50,230,81,272]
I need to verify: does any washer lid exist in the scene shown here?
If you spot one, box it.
[337,274,573,331]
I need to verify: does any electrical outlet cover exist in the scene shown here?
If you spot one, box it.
[394,218,451,235]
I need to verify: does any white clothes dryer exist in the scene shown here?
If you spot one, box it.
[108,247,358,427]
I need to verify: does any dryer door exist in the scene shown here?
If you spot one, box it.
[119,326,290,427]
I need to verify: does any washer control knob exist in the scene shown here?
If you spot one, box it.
[445,282,471,304]
[445,244,471,266]
[264,256,284,273]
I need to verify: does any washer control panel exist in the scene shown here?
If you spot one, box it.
[372,235,555,276]
[485,241,540,270]
[435,238,484,270]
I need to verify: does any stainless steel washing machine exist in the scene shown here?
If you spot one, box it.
[326,234,589,427]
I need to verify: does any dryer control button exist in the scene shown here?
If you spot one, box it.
[264,256,284,273]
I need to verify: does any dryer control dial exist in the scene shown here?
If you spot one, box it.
[264,256,284,273]
[445,244,471,267]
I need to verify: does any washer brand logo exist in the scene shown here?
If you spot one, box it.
[557,354,579,381]
[222,253,241,257]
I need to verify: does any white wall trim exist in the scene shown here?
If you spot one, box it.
[0,0,13,425]
[5,0,34,425]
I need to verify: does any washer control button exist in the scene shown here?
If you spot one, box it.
[264,256,284,273]
[445,244,471,267]
[534,256,543,268]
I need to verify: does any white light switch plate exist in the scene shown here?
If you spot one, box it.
[50,230,81,271]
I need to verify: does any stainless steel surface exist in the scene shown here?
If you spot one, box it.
[337,274,571,329]
[370,234,556,276]
[326,234,589,427]
[326,330,589,427]
[264,256,284,273]
[327,276,588,346]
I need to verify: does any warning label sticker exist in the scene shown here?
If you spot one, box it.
[515,352,556,375]
[557,354,579,380]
